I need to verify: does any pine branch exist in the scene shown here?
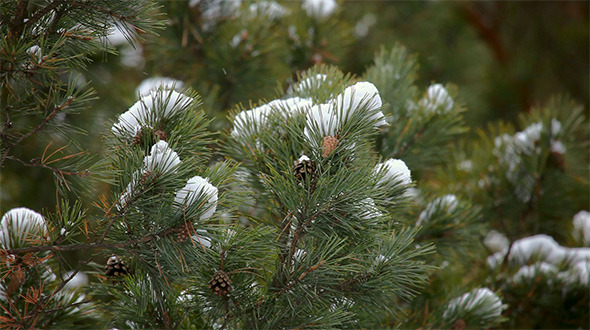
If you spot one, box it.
[0,96,75,166]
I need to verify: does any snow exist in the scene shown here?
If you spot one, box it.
[457,159,473,172]
[487,234,590,272]
[417,194,458,226]
[248,1,287,19]
[294,74,328,93]
[374,158,412,187]
[297,154,311,163]
[567,248,590,264]
[509,234,566,265]
[511,262,558,284]
[293,248,306,262]
[567,260,589,285]
[304,103,338,139]
[174,176,218,220]
[443,288,504,320]
[136,77,184,97]
[106,24,129,47]
[268,97,313,115]
[0,207,47,249]
[334,82,386,126]
[191,0,242,31]
[63,271,89,290]
[232,104,272,138]
[26,45,42,63]
[550,140,566,155]
[192,230,212,248]
[492,122,545,203]
[375,254,389,265]
[112,89,193,139]
[484,230,509,254]
[513,122,543,155]
[355,13,377,38]
[302,0,337,18]
[118,141,181,209]
[573,210,590,245]
[232,97,312,138]
[144,141,181,174]
[551,118,562,136]
[303,81,385,148]
[418,83,454,113]
[358,198,383,222]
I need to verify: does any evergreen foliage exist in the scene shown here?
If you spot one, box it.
[1,1,588,329]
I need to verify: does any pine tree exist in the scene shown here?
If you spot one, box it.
[1,1,588,329]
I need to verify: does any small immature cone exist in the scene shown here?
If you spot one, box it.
[322,135,339,158]
[154,129,168,141]
[6,265,25,295]
[132,129,144,146]
[452,319,466,330]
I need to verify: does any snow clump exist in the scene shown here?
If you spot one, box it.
[119,141,181,209]
[112,89,193,139]
[174,176,219,220]
[302,0,337,18]
[232,97,313,138]
[248,1,287,19]
[443,288,504,322]
[572,210,590,245]
[374,158,412,187]
[484,230,509,254]
[417,194,459,226]
[418,83,454,114]
[136,77,184,97]
[144,141,182,174]
[0,207,48,249]
[303,81,386,145]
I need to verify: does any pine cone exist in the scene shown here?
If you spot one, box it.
[209,270,232,296]
[105,256,129,277]
[132,128,145,146]
[322,135,339,158]
[172,222,192,243]
[452,319,466,330]
[293,158,317,185]
[154,129,168,141]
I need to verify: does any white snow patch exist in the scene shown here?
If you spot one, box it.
[0,208,47,249]
[418,83,454,114]
[136,77,184,97]
[573,210,590,245]
[484,230,509,254]
[302,0,337,18]
[374,158,412,187]
[174,176,218,220]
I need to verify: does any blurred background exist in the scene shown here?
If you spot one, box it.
[1,0,588,214]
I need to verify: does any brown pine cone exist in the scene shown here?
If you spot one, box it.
[209,270,232,297]
[105,256,129,277]
[322,135,339,158]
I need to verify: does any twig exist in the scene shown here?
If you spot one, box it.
[24,0,64,34]
[14,97,74,146]
[276,260,325,296]
[5,155,82,177]
[1,97,75,166]
[39,299,91,314]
